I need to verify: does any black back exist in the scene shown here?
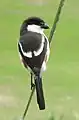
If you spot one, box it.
[19,31,42,52]
[18,17,48,72]
[18,33,47,71]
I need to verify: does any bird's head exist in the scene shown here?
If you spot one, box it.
[20,16,49,35]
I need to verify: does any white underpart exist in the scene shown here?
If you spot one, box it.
[41,61,46,72]
[41,35,50,72]
[44,33,50,62]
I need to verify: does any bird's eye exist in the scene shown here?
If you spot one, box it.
[40,22,44,25]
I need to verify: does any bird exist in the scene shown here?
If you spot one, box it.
[18,16,50,76]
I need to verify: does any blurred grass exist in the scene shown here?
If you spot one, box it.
[0,0,79,120]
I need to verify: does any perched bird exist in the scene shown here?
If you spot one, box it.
[18,16,50,74]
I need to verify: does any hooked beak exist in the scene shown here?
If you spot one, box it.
[41,23,49,29]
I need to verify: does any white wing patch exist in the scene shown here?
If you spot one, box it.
[19,35,45,58]
[34,35,45,56]
[19,42,32,58]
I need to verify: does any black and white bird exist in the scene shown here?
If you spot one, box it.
[18,17,50,74]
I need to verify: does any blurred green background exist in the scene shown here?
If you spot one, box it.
[0,0,79,120]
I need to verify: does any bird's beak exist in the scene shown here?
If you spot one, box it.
[41,23,49,29]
